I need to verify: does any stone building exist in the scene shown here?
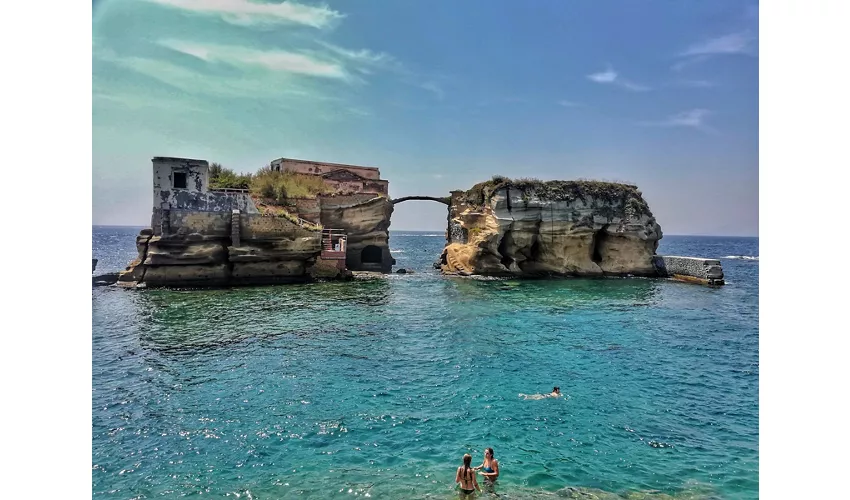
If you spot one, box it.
[270,157,389,196]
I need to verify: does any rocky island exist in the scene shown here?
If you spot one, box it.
[436,177,723,285]
[105,157,723,288]
[117,157,395,288]
[438,177,662,277]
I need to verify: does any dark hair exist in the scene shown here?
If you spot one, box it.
[553,386,560,392]
[462,453,472,480]
[486,447,494,458]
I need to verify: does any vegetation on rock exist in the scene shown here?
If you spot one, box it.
[250,166,335,204]
[209,163,253,190]
[463,175,653,218]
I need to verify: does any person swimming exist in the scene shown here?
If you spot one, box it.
[519,386,563,400]
[473,447,499,482]
[455,453,480,497]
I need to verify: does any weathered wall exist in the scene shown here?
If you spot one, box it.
[653,255,725,285]
[272,158,381,180]
[152,157,208,208]
[159,190,258,213]
[152,157,258,213]
[167,210,231,237]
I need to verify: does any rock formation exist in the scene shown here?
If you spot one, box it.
[438,178,663,277]
[117,215,347,288]
[318,195,395,273]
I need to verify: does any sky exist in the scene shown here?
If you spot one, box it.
[92,0,758,235]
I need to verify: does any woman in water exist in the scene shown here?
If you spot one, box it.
[455,453,481,497]
[473,447,499,482]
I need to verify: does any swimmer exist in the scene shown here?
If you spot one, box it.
[519,386,563,400]
[455,453,480,497]
[473,447,499,482]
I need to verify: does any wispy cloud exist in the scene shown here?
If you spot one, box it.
[160,40,348,79]
[419,81,445,100]
[674,31,757,71]
[95,45,339,102]
[681,31,757,57]
[317,42,394,66]
[557,100,581,107]
[640,109,715,132]
[587,66,649,92]
[143,0,344,28]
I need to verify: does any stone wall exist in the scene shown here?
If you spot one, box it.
[159,190,259,213]
[652,256,725,285]
[167,210,231,237]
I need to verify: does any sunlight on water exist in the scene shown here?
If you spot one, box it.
[93,229,758,499]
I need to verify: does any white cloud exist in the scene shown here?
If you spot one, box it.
[587,66,649,92]
[587,68,617,83]
[143,0,344,28]
[419,81,445,100]
[160,40,347,79]
[681,31,756,57]
[318,42,393,66]
[640,109,714,131]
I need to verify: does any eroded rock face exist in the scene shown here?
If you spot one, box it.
[440,182,662,277]
[118,219,324,287]
[319,195,394,272]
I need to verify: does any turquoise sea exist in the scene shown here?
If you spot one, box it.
[92,228,758,499]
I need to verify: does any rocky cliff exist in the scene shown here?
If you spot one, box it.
[438,178,663,277]
[118,212,346,288]
[318,195,395,272]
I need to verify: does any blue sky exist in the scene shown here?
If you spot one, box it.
[93,0,758,235]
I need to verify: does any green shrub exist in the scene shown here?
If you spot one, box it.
[209,162,252,189]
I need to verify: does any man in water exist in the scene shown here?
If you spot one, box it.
[519,386,562,400]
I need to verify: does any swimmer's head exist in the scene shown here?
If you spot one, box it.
[485,447,494,458]
[553,386,560,394]
[463,454,472,467]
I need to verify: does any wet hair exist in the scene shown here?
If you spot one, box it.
[553,386,560,392]
[486,447,494,458]
[462,453,472,480]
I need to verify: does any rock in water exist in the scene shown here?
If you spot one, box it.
[440,179,663,277]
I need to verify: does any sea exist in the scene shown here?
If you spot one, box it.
[92,227,758,499]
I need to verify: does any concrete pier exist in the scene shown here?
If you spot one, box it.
[653,255,725,286]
